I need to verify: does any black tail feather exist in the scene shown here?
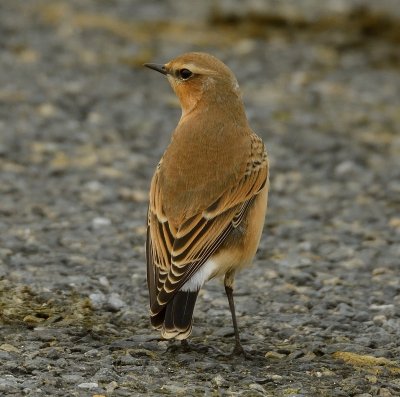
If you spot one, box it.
[150,306,166,329]
[161,290,199,338]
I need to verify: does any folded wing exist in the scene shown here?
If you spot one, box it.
[146,134,268,321]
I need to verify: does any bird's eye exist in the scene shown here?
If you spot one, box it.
[178,68,193,80]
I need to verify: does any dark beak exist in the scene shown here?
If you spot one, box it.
[144,63,168,75]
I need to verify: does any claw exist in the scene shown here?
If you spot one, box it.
[231,342,251,358]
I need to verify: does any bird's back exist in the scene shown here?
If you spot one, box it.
[158,115,252,226]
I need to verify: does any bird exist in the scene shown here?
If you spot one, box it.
[144,52,269,356]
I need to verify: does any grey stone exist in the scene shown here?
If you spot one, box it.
[77,382,99,389]
[107,292,127,311]
[0,375,21,392]
[92,368,120,383]
[89,291,107,310]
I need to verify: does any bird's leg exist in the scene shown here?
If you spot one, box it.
[224,271,248,357]
[180,339,191,351]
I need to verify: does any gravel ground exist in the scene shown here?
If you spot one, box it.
[1,1,400,396]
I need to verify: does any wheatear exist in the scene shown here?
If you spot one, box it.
[144,52,268,355]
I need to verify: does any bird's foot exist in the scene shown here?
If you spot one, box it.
[211,342,253,360]
[229,342,252,359]
[167,339,220,354]
[181,339,208,353]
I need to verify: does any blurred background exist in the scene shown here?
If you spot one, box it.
[1,1,400,395]
[1,0,399,283]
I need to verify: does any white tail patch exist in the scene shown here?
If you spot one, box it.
[180,259,218,292]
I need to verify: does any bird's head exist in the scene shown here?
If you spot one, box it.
[145,52,242,117]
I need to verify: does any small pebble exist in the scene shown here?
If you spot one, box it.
[92,217,111,229]
[77,382,99,389]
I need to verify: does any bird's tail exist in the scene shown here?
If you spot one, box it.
[150,290,199,340]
